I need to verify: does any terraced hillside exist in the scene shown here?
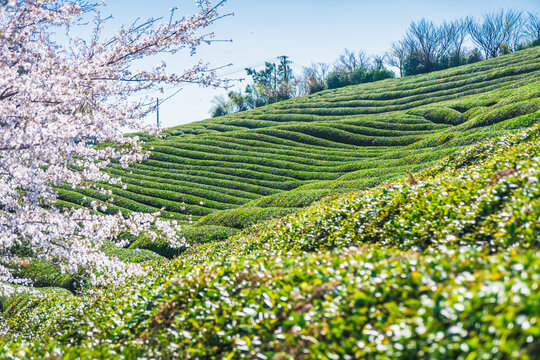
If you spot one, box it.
[1,46,540,360]
[58,47,540,239]
[3,116,540,359]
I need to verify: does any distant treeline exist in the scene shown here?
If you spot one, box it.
[211,9,540,117]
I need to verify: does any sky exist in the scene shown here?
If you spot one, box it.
[97,0,540,128]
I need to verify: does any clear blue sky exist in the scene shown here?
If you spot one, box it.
[99,0,540,128]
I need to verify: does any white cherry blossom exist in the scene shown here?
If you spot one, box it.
[0,0,229,285]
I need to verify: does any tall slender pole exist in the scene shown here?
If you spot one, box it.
[156,97,160,129]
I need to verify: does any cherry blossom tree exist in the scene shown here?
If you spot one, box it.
[0,0,229,286]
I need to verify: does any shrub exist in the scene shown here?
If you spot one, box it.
[326,71,350,89]
[408,106,466,125]
[129,226,238,258]
[196,207,297,228]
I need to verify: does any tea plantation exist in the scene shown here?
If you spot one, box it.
[58,47,540,235]
[0,47,539,359]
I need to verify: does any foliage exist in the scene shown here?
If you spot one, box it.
[129,225,239,258]
[211,51,396,117]
[301,62,330,95]
[303,51,395,94]
[211,56,297,117]
[213,5,539,116]
[326,70,351,89]
[196,207,296,229]
[246,56,297,104]
[1,4,540,358]
[389,9,537,77]
[47,48,540,261]
[1,124,539,359]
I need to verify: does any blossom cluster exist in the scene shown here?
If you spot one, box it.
[0,0,228,285]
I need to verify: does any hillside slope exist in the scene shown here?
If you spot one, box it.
[1,47,539,360]
[2,119,539,359]
[56,47,540,238]
[2,47,539,291]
